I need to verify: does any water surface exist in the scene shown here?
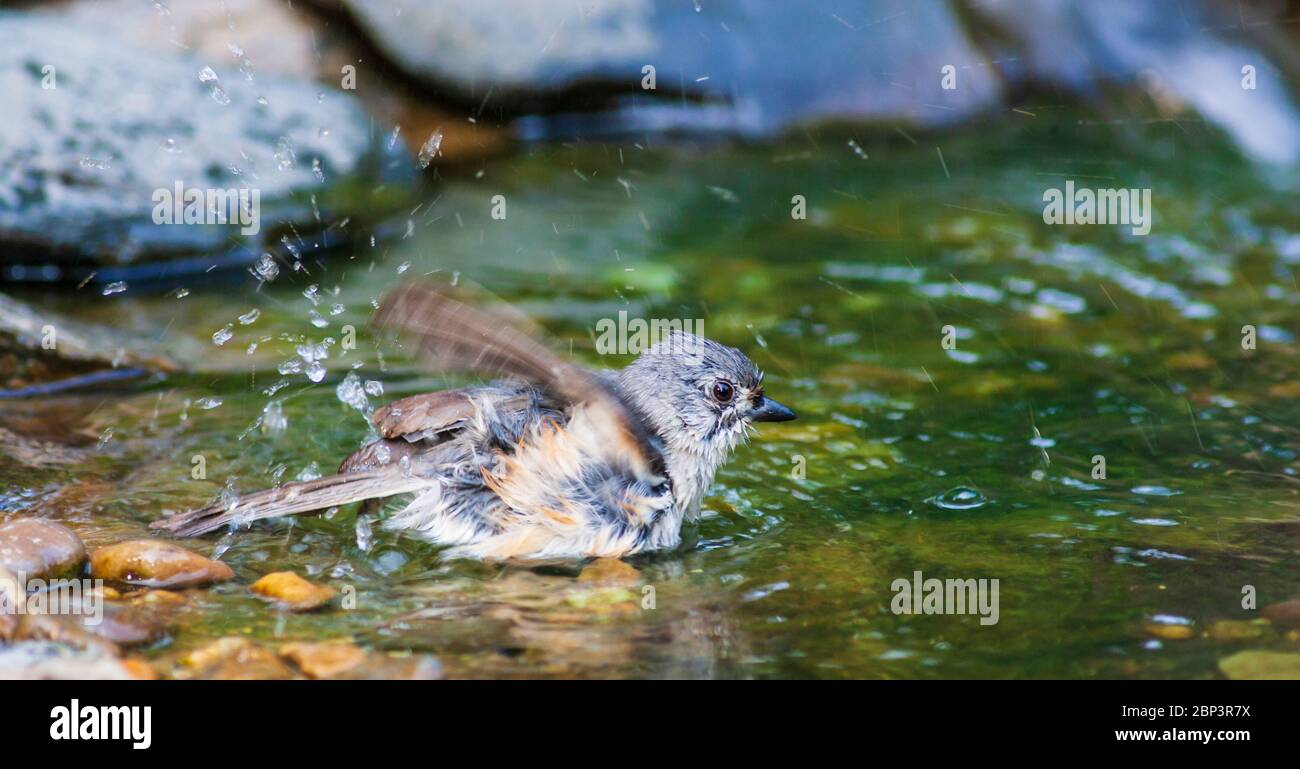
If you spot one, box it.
[5,119,1300,678]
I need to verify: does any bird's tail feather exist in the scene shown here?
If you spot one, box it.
[150,470,429,537]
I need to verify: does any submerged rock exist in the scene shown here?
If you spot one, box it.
[250,571,337,611]
[327,653,442,680]
[279,641,367,678]
[89,540,234,589]
[1219,650,1300,680]
[577,558,642,586]
[1206,619,1272,642]
[1261,599,1300,629]
[0,518,86,580]
[0,12,386,280]
[0,291,177,396]
[0,642,134,680]
[178,637,296,680]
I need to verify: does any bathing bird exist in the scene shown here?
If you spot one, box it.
[152,281,795,559]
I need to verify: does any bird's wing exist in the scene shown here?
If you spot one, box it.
[372,388,529,441]
[373,280,667,484]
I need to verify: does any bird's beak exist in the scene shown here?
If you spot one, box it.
[751,397,797,423]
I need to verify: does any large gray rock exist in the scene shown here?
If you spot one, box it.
[0,12,383,276]
[325,0,1300,164]
[329,0,1002,132]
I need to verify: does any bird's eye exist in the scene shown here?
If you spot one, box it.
[711,380,735,404]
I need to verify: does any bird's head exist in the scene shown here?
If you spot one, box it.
[616,332,796,468]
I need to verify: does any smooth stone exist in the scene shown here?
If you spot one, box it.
[0,12,383,274]
[0,518,87,580]
[1207,619,1272,642]
[337,0,1000,132]
[1144,621,1194,641]
[1219,651,1300,680]
[250,571,337,611]
[13,612,121,659]
[0,564,18,640]
[0,642,133,680]
[1261,599,1300,628]
[90,540,234,589]
[21,587,171,647]
[178,637,296,680]
[577,558,642,586]
[327,653,442,680]
[279,641,367,679]
[120,658,158,680]
[0,292,177,395]
[329,0,1300,164]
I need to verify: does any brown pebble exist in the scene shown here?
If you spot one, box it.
[0,518,86,580]
[1144,621,1194,640]
[90,540,233,589]
[328,653,442,680]
[577,558,642,586]
[279,642,366,679]
[1219,650,1300,680]
[1261,599,1300,629]
[250,571,337,611]
[1207,619,1271,642]
[120,658,158,680]
[179,637,296,680]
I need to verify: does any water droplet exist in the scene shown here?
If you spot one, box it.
[417,128,444,169]
[355,514,373,552]
[238,308,260,325]
[101,281,127,296]
[252,253,279,282]
[196,396,223,410]
[274,136,296,170]
[261,400,286,435]
[212,324,234,345]
[925,486,987,510]
[336,372,369,412]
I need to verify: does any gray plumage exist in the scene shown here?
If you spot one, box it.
[152,282,795,560]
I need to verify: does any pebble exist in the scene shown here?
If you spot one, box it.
[178,637,296,680]
[1143,621,1194,641]
[0,518,87,580]
[577,558,642,586]
[1219,650,1300,680]
[90,540,234,589]
[1206,619,1272,642]
[250,571,337,611]
[1260,599,1300,629]
[279,642,366,679]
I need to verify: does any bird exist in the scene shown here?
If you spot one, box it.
[151,281,796,560]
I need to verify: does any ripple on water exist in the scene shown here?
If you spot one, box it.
[925,486,988,510]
